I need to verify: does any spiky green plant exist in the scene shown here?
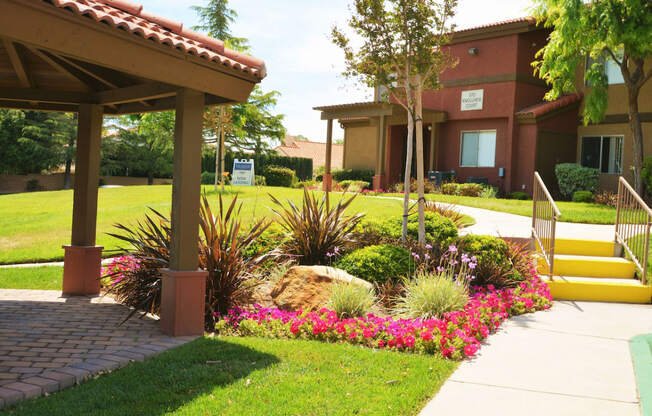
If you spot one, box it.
[394,272,469,319]
[328,283,376,319]
[270,188,365,265]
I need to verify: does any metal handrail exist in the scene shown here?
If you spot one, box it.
[615,177,651,284]
[532,172,561,278]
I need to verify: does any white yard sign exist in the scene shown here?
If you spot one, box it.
[461,89,484,111]
[231,159,255,186]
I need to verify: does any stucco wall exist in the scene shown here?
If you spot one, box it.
[343,124,377,170]
[0,174,172,194]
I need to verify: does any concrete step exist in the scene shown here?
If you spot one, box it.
[542,276,652,304]
[538,254,636,279]
[552,238,615,257]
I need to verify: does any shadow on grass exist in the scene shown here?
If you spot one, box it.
[5,337,279,416]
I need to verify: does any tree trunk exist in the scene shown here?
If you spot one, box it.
[628,86,644,195]
[147,172,154,185]
[63,130,75,190]
[415,80,426,245]
[402,110,414,242]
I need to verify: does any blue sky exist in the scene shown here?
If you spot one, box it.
[138,0,533,142]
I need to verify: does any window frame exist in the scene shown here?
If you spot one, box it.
[579,134,624,174]
[584,50,625,86]
[459,129,497,168]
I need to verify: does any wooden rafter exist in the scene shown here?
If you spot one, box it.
[26,47,96,92]
[93,82,177,106]
[4,40,32,88]
[0,87,88,104]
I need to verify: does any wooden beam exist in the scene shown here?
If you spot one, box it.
[27,47,97,91]
[94,82,178,105]
[320,106,393,120]
[169,88,205,271]
[0,87,89,104]
[0,99,78,113]
[4,40,32,88]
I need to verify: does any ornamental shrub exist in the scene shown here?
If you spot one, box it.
[441,183,458,195]
[379,212,458,244]
[243,222,287,259]
[338,180,370,191]
[507,191,530,200]
[555,163,599,199]
[328,283,376,319]
[394,271,469,319]
[572,190,594,203]
[201,150,313,180]
[332,169,375,184]
[201,171,216,185]
[265,165,296,187]
[642,156,652,196]
[255,175,266,186]
[457,235,509,267]
[335,244,413,283]
[439,183,484,197]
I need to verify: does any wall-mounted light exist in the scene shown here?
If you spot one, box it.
[468,47,479,55]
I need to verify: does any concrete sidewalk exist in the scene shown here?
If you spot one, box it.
[420,301,652,416]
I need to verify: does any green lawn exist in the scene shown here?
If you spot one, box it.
[4,336,457,416]
[396,193,618,224]
[0,266,63,290]
[0,186,406,265]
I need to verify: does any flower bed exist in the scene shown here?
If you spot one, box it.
[215,272,552,360]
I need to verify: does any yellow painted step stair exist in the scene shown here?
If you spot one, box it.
[543,276,652,304]
[552,238,615,257]
[538,254,636,279]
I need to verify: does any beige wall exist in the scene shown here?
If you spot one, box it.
[343,124,377,170]
[0,174,172,194]
[577,122,652,191]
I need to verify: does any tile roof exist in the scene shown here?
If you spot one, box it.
[276,138,344,169]
[46,0,266,79]
[516,93,583,118]
[455,17,538,34]
[313,101,388,112]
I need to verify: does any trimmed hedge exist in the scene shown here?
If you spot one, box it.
[366,211,458,244]
[555,163,599,199]
[332,169,375,184]
[457,235,509,267]
[202,150,313,180]
[265,165,296,187]
[335,244,413,284]
[572,190,594,203]
[441,183,484,197]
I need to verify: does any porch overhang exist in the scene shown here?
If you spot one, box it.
[313,101,447,125]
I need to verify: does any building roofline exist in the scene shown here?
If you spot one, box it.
[449,17,542,45]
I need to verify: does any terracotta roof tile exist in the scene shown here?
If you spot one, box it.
[275,140,343,169]
[516,93,583,118]
[46,0,266,79]
[455,17,538,34]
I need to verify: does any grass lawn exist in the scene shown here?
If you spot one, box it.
[4,336,457,416]
[0,266,63,290]
[396,193,618,224]
[0,186,407,265]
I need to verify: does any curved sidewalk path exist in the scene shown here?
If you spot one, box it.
[420,301,652,416]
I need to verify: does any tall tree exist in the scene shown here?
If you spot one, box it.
[532,0,652,193]
[203,106,233,191]
[0,110,76,175]
[193,0,286,169]
[332,0,457,243]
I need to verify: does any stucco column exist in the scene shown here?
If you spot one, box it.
[322,118,334,192]
[160,89,208,337]
[373,115,388,191]
[62,104,103,296]
[429,123,436,172]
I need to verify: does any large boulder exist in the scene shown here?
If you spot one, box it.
[271,266,372,312]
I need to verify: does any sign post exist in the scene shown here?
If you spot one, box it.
[231,159,255,186]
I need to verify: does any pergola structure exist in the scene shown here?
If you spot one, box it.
[313,102,446,191]
[0,0,266,336]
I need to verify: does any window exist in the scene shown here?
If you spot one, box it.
[586,50,625,85]
[460,131,496,167]
[580,136,623,174]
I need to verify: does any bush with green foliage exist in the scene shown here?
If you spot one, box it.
[371,212,458,244]
[201,172,216,185]
[394,271,469,319]
[328,283,376,318]
[201,150,313,181]
[555,163,599,199]
[335,244,413,283]
[641,156,652,196]
[440,183,484,197]
[572,190,594,203]
[457,235,508,266]
[264,165,296,187]
[255,175,266,186]
[291,180,317,189]
[480,186,498,199]
[271,188,364,265]
[243,222,287,260]
[332,169,375,184]
[507,191,530,200]
[338,180,370,192]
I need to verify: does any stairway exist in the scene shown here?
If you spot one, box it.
[537,238,652,304]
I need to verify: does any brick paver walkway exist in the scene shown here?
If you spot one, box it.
[0,289,197,409]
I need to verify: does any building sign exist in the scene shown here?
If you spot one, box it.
[461,89,484,111]
[231,159,255,186]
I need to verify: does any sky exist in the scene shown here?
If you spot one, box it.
[138,0,534,142]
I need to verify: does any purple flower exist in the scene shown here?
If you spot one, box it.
[425,244,433,250]
[326,252,334,258]
[334,246,340,254]
[469,262,477,270]
[412,253,420,259]
[449,245,458,253]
